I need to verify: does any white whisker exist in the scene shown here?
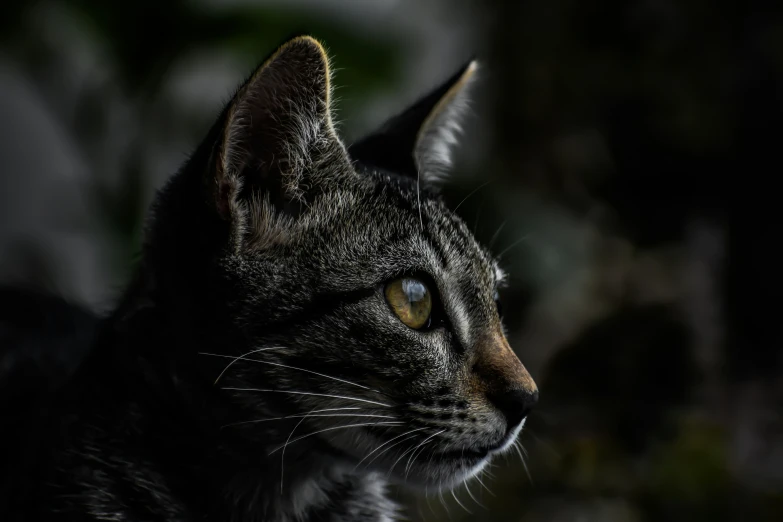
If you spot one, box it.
[353,427,427,471]
[526,428,561,458]
[291,413,396,419]
[489,220,506,249]
[425,485,436,517]
[425,445,438,473]
[200,347,284,385]
[497,234,531,259]
[514,439,533,485]
[475,472,495,497]
[225,411,396,429]
[451,489,472,515]
[223,407,362,428]
[202,352,377,392]
[473,200,485,235]
[362,433,421,471]
[385,440,418,478]
[405,429,447,477]
[453,180,491,213]
[223,387,391,408]
[389,429,444,478]
[268,422,404,455]
[280,409,313,495]
[438,488,450,516]
[463,478,485,509]
[405,435,438,478]
[416,167,423,231]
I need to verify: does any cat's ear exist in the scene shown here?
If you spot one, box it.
[210,36,348,224]
[348,60,478,187]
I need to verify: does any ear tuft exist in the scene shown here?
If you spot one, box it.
[349,59,479,188]
[414,60,478,184]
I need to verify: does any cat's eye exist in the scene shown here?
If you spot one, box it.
[385,277,432,330]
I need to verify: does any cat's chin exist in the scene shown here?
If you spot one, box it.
[394,423,528,491]
[386,450,492,492]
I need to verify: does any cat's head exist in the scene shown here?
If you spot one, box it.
[149,36,537,490]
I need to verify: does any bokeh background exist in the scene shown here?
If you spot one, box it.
[1,0,782,520]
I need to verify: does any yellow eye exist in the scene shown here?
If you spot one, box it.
[384,277,432,330]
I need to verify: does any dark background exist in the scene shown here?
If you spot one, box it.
[1,0,782,520]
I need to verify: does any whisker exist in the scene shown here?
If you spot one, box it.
[520,442,530,458]
[361,432,422,471]
[405,433,442,477]
[512,438,524,461]
[489,220,506,249]
[438,488,450,517]
[297,413,398,422]
[280,409,314,495]
[223,387,391,408]
[526,428,562,459]
[475,471,496,497]
[514,439,533,485]
[463,478,485,509]
[200,347,284,385]
[223,407,362,428]
[354,427,427,471]
[225,412,396,429]
[408,428,449,477]
[390,429,444,478]
[385,440,419,479]
[451,489,472,515]
[425,485,436,517]
[453,180,491,213]
[201,352,379,393]
[268,422,404,455]
[425,445,438,473]
[404,444,428,479]
[416,167,424,231]
[497,234,531,259]
[288,413,396,420]
[418,497,431,522]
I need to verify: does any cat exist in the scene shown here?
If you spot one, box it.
[0,36,538,522]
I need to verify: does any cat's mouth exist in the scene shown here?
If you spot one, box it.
[399,441,497,490]
[433,419,527,463]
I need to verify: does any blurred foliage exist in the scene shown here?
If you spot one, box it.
[1,0,401,279]
[2,0,399,96]
[646,417,731,518]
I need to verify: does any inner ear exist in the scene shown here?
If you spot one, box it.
[348,60,478,188]
[212,36,348,223]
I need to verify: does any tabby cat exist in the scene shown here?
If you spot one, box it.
[1,36,538,522]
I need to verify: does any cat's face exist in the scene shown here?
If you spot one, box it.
[174,37,537,490]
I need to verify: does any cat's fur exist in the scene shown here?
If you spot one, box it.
[1,36,538,522]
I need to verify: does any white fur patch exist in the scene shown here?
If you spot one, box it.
[498,417,526,453]
[494,263,508,287]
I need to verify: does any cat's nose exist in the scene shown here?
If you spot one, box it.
[487,388,539,431]
[471,329,538,430]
